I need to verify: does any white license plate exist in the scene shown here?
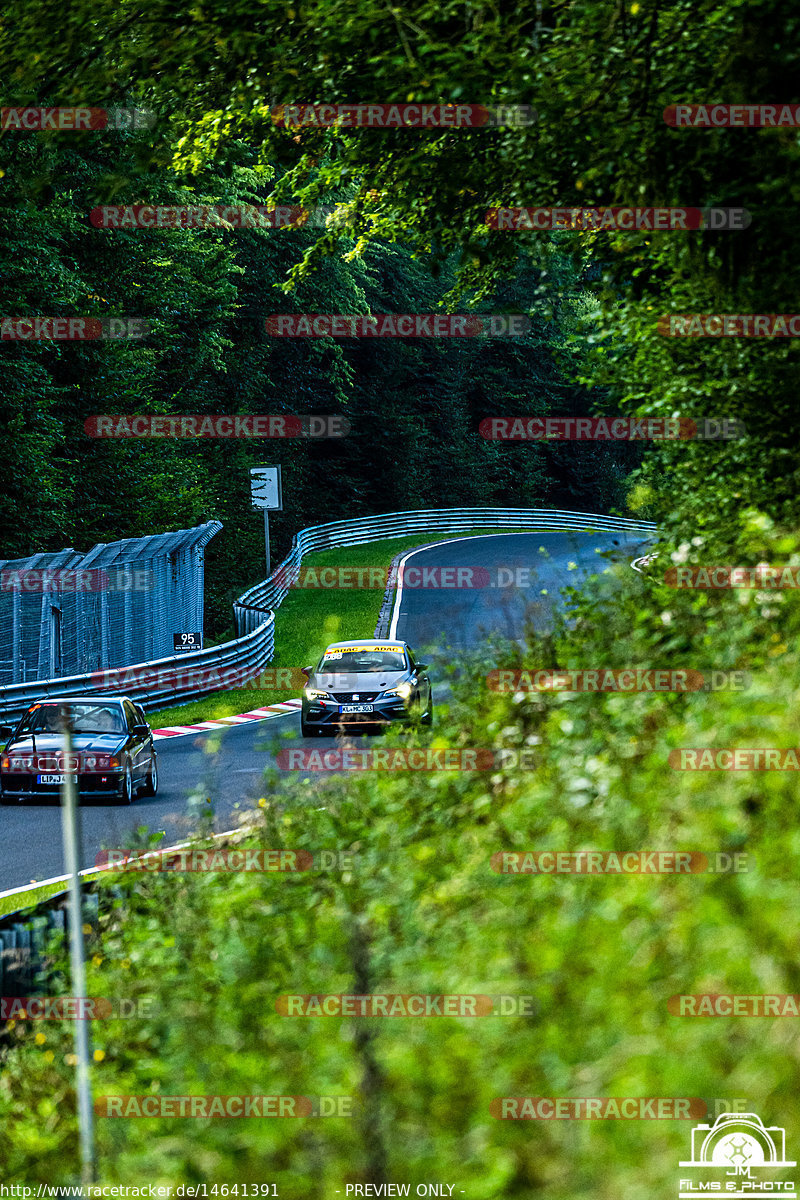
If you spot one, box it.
[37,774,79,785]
[339,704,374,714]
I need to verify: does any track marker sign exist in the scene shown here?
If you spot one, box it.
[250,466,283,511]
[174,632,202,653]
[250,465,283,579]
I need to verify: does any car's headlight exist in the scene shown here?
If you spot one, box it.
[305,688,331,700]
[2,755,33,771]
[383,682,413,700]
[109,756,121,770]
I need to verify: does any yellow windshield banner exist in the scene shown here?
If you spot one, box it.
[324,645,403,656]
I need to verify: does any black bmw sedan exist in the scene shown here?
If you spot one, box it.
[0,696,158,805]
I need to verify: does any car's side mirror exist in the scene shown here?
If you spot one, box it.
[301,665,314,678]
[0,724,14,740]
[416,663,429,672]
[132,724,150,737]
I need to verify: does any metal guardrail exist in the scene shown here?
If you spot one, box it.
[234,507,657,634]
[0,620,275,724]
[0,508,655,722]
[0,891,111,1019]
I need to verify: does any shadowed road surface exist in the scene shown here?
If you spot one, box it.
[0,530,649,893]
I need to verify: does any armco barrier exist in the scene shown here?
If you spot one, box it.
[233,507,657,634]
[0,508,656,722]
[0,619,274,725]
[0,891,105,1019]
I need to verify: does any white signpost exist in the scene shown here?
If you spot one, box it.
[250,466,283,579]
[59,711,95,1184]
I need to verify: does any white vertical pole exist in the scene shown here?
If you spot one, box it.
[59,710,95,1184]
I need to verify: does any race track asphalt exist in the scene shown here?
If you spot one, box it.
[0,529,650,893]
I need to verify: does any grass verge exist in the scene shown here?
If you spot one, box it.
[0,880,72,916]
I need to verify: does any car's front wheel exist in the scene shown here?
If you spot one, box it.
[300,715,318,737]
[409,690,432,726]
[118,762,134,805]
[141,753,158,796]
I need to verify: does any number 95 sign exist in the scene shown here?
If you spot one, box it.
[174,632,202,653]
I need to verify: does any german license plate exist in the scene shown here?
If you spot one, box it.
[339,704,374,714]
[37,774,78,785]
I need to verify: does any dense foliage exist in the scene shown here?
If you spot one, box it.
[1,0,799,1188]
[0,130,631,634]
[3,0,797,534]
[2,513,800,1191]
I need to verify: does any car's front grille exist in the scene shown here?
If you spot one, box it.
[331,692,379,703]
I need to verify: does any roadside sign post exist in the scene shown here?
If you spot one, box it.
[173,631,202,653]
[59,707,95,1185]
[250,466,283,581]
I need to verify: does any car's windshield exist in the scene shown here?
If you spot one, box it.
[318,649,407,673]
[17,704,126,735]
